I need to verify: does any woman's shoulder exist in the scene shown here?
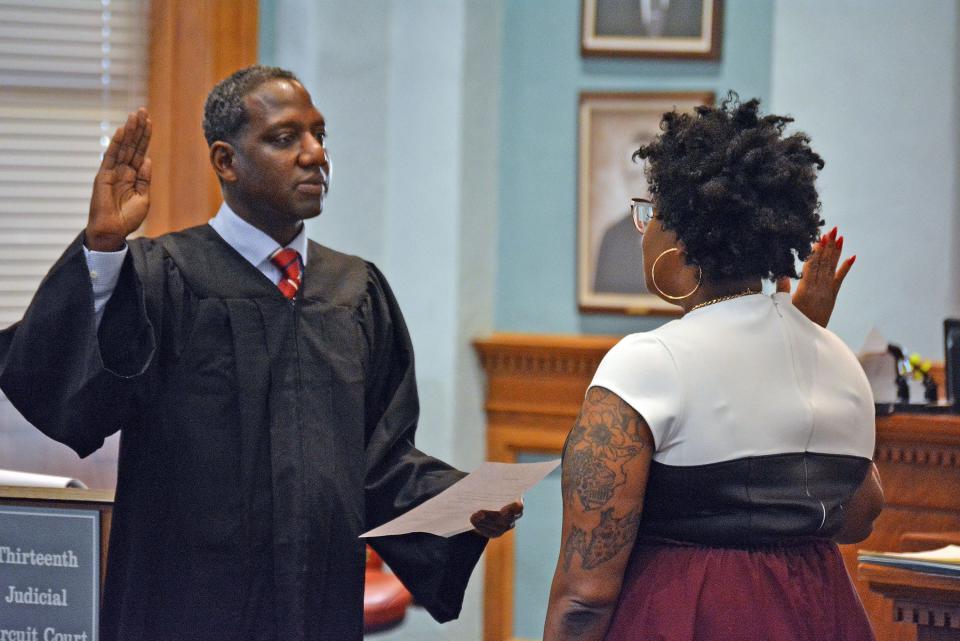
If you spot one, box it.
[605,326,676,360]
[592,329,684,450]
[601,313,726,373]
[595,329,681,387]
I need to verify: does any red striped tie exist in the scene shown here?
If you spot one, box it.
[269,248,302,300]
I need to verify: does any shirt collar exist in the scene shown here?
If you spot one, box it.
[208,201,309,268]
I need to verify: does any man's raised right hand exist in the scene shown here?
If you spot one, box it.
[85,108,152,252]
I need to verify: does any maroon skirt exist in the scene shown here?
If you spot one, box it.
[603,537,875,641]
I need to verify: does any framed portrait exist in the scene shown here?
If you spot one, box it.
[577,91,713,315]
[581,0,723,59]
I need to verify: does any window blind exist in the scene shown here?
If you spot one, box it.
[0,0,148,328]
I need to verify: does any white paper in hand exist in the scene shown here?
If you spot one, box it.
[359,460,560,538]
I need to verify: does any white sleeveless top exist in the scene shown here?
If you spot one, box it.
[589,292,875,467]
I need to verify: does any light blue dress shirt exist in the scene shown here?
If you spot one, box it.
[82,202,309,325]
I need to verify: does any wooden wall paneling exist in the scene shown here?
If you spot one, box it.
[474,333,959,641]
[145,0,259,237]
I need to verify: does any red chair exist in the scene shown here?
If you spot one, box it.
[363,546,414,633]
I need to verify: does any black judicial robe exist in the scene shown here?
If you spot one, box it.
[0,225,486,641]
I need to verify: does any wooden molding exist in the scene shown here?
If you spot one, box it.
[145,0,259,237]
[875,413,960,471]
[876,444,960,468]
[860,563,960,635]
[899,531,960,552]
[474,333,959,641]
[474,334,613,400]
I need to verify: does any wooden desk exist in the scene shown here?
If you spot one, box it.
[847,413,960,641]
[860,563,960,640]
[474,333,959,641]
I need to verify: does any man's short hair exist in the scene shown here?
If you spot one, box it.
[202,65,300,146]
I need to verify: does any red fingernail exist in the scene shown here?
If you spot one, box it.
[837,236,843,251]
[830,226,838,240]
[850,255,856,265]
[820,236,828,248]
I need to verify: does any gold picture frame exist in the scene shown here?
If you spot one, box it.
[581,0,723,59]
[577,91,713,315]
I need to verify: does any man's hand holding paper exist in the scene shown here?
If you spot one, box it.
[470,498,524,539]
[360,460,559,539]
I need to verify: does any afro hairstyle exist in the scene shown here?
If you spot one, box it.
[634,92,825,281]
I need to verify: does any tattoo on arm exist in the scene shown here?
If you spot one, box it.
[563,508,642,571]
[560,387,650,571]
[562,387,648,512]
[563,526,586,572]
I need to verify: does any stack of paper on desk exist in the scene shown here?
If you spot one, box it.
[858,546,960,576]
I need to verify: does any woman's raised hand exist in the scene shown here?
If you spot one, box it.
[85,108,152,251]
[778,226,855,328]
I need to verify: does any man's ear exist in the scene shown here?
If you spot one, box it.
[210,141,238,182]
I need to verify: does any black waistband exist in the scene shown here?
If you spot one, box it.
[638,452,871,546]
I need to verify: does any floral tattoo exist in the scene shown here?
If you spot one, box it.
[562,387,647,511]
[561,387,650,571]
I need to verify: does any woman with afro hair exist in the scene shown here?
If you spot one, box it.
[544,94,880,641]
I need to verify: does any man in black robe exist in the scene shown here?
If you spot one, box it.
[0,66,520,641]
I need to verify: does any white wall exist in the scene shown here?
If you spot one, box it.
[771,0,960,358]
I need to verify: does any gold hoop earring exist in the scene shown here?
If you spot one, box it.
[650,248,702,301]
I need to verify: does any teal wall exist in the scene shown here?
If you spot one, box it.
[496,0,775,337]
[770,0,960,359]
[258,2,960,640]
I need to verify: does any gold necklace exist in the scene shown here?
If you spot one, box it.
[689,289,761,312]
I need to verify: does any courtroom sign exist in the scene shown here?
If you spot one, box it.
[0,506,99,641]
